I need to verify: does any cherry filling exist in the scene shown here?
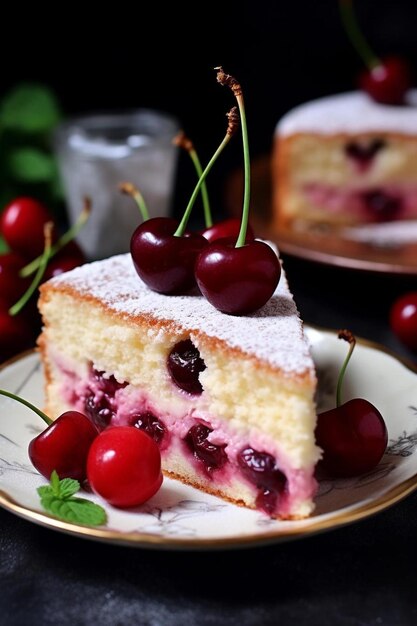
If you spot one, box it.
[345,138,386,169]
[167,339,206,395]
[361,189,403,221]
[129,411,166,446]
[84,368,127,431]
[237,447,287,514]
[184,423,228,473]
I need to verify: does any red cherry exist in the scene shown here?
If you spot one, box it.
[0,252,31,305]
[315,330,387,478]
[43,240,86,280]
[359,57,411,105]
[195,239,281,315]
[0,307,34,361]
[202,218,255,243]
[389,292,417,351]
[86,426,163,508]
[130,217,207,294]
[29,411,99,481]
[316,399,388,477]
[0,197,56,258]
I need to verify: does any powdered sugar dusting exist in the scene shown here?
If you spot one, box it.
[49,253,313,375]
[277,90,417,136]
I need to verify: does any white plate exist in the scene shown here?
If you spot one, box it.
[1,326,417,550]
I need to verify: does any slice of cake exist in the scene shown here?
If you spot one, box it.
[38,252,319,519]
[273,91,417,232]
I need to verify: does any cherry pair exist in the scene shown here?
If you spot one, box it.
[130,68,281,316]
[0,389,162,508]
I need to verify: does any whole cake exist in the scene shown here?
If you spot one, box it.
[273,90,417,232]
[38,252,319,519]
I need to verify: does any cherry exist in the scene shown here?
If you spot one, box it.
[0,306,34,361]
[361,190,403,221]
[184,423,228,472]
[130,217,207,294]
[0,252,31,305]
[84,368,127,431]
[0,197,56,258]
[359,57,411,106]
[196,238,281,315]
[237,447,287,514]
[128,411,166,446]
[0,389,98,480]
[201,217,255,243]
[389,292,417,351]
[315,330,388,477]
[130,108,238,295]
[167,339,206,394]
[345,138,386,168]
[195,68,280,315]
[43,250,85,280]
[339,1,412,105]
[87,426,163,508]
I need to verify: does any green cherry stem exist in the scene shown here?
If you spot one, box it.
[20,198,92,278]
[173,131,213,228]
[0,388,52,425]
[336,329,356,408]
[216,67,250,248]
[339,0,381,70]
[119,182,150,221]
[174,107,239,237]
[10,222,53,317]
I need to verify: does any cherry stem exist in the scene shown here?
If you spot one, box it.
[216,67,250,248]
[9,222,53,317]
[20,198,91,278]
[174,132,213,228]
[339,0,381,70]
[0,389,52,426]
[174,107,238,237]
[119,182,150,221]
[336,329,356,407]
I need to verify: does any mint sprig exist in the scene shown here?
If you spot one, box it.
[37,471,107,527]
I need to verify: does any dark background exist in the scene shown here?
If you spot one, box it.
[3,0,417,223]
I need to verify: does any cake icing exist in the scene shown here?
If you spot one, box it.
[277,90,417,137]
[49,252,313,376]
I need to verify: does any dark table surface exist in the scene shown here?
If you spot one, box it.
[1,254,417,626]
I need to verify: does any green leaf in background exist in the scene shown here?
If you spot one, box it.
[9,148,55,182]
[0,83,61,134]
[0,236,9,253]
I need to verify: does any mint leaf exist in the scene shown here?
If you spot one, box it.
[0,84,61,134]
[0,236,9,254]
[39,494,107,526]
[9,148,55,182]
[57,477,80,499]
[37,472,107,527]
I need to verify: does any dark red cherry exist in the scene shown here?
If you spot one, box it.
[29,410,99,481]
[44,254,84,280]
[202,217,255,243]
[195,239,281,315]
[237,447,287,514]
[345,139,386,168]
[129,411,166,446]
[315,330,388,478]
[130,217,208,294]
[84,368,127,431]
[167,339,206,394]
[361,189,403,221]
[0,197,56,258]
[359,57,411,105]
[184,423,227,472]
[0,307,34,361]
[389,292,417,351]
[0,252,31,305]
[316,399,388,477]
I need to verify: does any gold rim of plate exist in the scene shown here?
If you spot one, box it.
[0,329,416,550]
